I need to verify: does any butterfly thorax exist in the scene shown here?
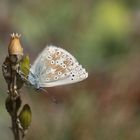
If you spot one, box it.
[28,71,40,89]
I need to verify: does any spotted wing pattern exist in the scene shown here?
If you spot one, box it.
[28,45,88,88]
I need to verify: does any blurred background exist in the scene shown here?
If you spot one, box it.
[0,0,140,139]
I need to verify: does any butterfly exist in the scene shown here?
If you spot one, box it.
[27,45,88,89]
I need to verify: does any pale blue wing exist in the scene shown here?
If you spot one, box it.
[28,45,88,88]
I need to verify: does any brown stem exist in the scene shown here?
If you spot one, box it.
[10,69,22,140]
[11,100,20,140]
[3,34,26,140]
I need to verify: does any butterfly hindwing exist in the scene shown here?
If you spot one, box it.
[28,45,88,87]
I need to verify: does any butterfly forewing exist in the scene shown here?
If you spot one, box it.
[28,45,88,87]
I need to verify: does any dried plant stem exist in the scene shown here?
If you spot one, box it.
[10,70,22,140]
[11,100,20,140]
[3,34,32,140]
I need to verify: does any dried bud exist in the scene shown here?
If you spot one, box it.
[8,33,23,55]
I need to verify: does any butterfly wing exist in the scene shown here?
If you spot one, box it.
[28,45,88,87]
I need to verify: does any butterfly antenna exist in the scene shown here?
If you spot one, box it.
[39,87,58,104]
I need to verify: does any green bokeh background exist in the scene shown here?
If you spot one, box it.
[1,0,140,140]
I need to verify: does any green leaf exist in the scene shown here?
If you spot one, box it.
[20,55,30,77]
[19,104,32,130]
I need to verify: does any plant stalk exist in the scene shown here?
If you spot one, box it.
[10,67,22,140]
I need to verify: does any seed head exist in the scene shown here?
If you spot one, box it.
[8,33,23,55]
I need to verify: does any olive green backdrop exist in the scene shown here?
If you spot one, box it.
[0,0,140,140]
